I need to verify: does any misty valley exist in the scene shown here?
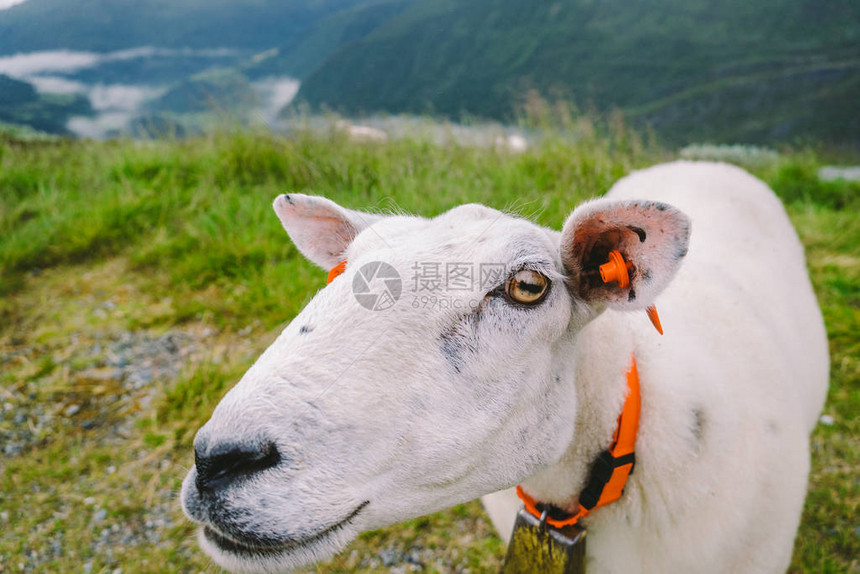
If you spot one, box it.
[0,48,300,138]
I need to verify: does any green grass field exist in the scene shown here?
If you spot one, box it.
[0,124,857,572]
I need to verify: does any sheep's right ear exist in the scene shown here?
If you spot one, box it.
[560,198,691,311]
[273,194,382,270]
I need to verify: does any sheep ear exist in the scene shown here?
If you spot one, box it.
[560,198,691,310]
[273,194,382,270]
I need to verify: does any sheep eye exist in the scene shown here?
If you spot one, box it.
[505,270,549,304]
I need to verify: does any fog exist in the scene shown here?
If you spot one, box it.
[0,48,299,139]
[0,0,28,10]
[67,113,139,140]
[89,85,164,113]
[0,47,239,77]
[0,50,103,77]
[26,76,87,94]
[252,78,301,126]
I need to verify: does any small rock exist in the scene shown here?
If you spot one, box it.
[818,166,860,182]
[406,551,423,565]
[64,404,81,417]
[83,497,97,506]
[819,414,835,426]
[93,509,107,522]
[106,466,116,475]
[380,549,400,567]
[0,511,8,522]
[128,369,153,389]
[83,562,93,573]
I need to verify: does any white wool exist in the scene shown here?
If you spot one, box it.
[335,120,388,143]
[181,161,828,574]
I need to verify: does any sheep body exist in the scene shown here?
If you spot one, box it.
[483,161,828,573]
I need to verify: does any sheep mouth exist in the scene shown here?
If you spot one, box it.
[203,500,369,558]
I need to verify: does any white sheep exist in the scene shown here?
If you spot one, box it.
[181,161,828,574]
[334,119,388,143]
[494,133,529,153]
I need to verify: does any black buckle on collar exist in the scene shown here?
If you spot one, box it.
[578,450,636,510]
[535,500,576,524]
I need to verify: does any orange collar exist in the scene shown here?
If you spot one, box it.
[516,357,641,528]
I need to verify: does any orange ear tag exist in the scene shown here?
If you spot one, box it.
[646,305,663,335]
[327,260,347,284]
[600,250,663,335]
[599,250,632,288]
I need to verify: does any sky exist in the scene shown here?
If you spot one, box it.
[0,0,28,10]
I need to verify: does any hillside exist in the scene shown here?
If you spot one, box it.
[0,74,91,134]
[296,0,860,146]
[244,0,413,80]
[0,0,397,136]
[0,0,365,55]
[0,0,857,146]
[0,74,36,105]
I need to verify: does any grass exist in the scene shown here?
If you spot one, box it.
[0,123,857,572]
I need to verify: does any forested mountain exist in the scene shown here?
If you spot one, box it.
[1,0,857,146]
[296,0,860,145]
[245,0,413,80]
[0,0,366,55]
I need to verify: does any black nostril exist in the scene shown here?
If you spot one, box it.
[195,441,280,493]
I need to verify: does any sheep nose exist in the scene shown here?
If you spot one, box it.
[195,441,280,493]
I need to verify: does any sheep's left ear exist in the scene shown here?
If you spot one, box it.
[560,198,691,310]
[273,193,383,270]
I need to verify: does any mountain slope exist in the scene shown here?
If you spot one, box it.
[296,0,860,145]
[0,74,91,134]
[245,0,413,79]
[0,0,363,54]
